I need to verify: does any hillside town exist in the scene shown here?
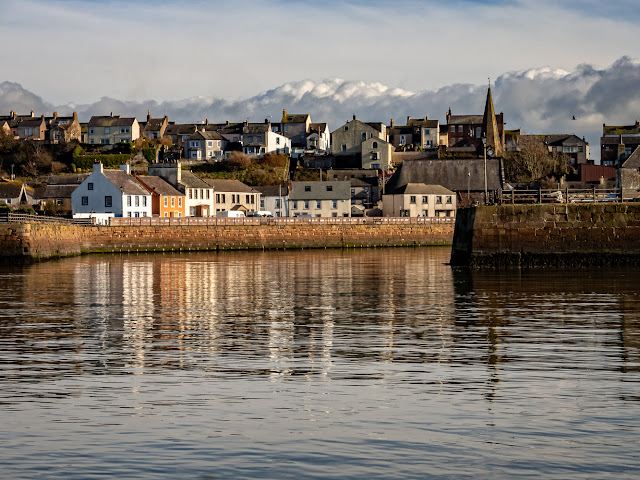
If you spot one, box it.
[1,86,639,222]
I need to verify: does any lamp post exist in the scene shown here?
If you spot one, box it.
[481,136,488,204]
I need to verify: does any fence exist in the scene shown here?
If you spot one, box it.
[0,213,94,225]
[109,216,456,227]
[499,187,621,205]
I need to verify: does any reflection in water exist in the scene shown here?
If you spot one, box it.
[1,248,639,479]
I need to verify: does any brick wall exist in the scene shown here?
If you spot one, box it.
[0,221,455,262]
[451,203,640,267]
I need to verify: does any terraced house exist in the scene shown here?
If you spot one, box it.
[288,181,351,217]
[87,114,140,145]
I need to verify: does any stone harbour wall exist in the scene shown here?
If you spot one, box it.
[451,203,640,268]
[0,221,455,262]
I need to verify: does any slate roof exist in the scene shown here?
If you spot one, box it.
[102,170,150,195]
[309,123,327,134]
[188,130,224,141]
[385,158,503,192]
[165,124,197,135]
[253,185,289,197]
[180,170,211,189]
[0,181,23,198]
[289,181,351,200]
[283,113,310,123]
[204,179,256,193]
[386,183,454,196]
[136,176,184,196]
[41,184,78,199]
[406,118,439,128]
[144,117,167,131]
[46,174,90,186]
[448,115,483,125]
[88,116,137,127]
[621,147,640,168]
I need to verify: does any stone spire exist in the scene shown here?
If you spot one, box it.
[482,85,503,156]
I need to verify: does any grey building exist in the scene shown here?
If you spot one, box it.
[288,181,351,217]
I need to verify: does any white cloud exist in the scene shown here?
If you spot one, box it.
[2,56,640,161]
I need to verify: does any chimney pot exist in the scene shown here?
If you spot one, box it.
[353,114,356,120]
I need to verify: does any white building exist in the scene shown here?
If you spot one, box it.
[288,181,351,217]
[253,185,289,217]
[242,121,291,157]
[382,183,456,217]
[72,163,152,220]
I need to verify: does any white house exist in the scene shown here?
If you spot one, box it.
[184,128,225,161]
[72,163,152,221]
[253,185,289,217]
[242,121,291,157]
[307,122,331,153]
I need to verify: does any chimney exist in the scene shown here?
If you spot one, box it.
[73,112,78,121]
[226,120,230,126]
[120,164,131,175]
[407,116,411,125]
[243,120,248,127]
[283,109,287,118]
[147,110,151,122]
[205,119,209,126]
[265,118,269,124]
[53,111,58,119]
[110,112,113,117]
[30,110,34,117]
[93,162,104,174]
[353,114,356,121]
[390,118,394,128]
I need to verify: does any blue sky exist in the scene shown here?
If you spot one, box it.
[2,0,638,104]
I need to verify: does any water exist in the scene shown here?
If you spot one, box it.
[0,248,638,479]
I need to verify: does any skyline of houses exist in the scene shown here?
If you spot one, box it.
[2,86,640,220]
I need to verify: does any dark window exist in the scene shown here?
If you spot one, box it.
[87,183,93,190]
[326,185,333,191]
[81,196,88,205]
[304,185,311,192]
[105,196,112,207]
[362,133,367,141]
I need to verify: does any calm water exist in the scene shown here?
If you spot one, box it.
[0,248,639,479]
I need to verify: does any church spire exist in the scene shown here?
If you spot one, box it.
[482,84,503,156]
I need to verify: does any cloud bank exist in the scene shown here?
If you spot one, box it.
[2,56,640,162]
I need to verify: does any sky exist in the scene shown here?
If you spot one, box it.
[2,0,640,161]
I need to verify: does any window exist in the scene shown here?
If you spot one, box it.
[362,133,367,141]
[256,136,262,143]
[422,196,428,203]
[178,198,182,207]
[121,128,126,133]
[275,199,280,208]
[164,197,168,207]
[316,201,321,209]
[104,127,110,134]
[436,196,442,204]
[276,137,280,145]
[200,189,204,199]
[371,163,380,169]
[410,196,416,203]
[128,212,131,217]
[351,189,355,196]
[372,152,379,160]
[207,141,213,147]
[284,125,288,132]
[221,194,225,203]
[260,199,265,208]
[247,136,253,143]
[246,195,250,203]
[194,190,199,200]
[82,196,88,205]
[189,189,193,199]
[344,126,349,131]
[304,201,309,209]
[216,194,220,203]
[446,196,452,204]
[305,185,311,192]
[88,183,93,190]
[424,129,430,135]
[293,201,298,209]
[127,196,132,206]
[135,196,139,207]
[332,212,338,217]
[332,200,337,209]
[422,210,428,216]
[372,141,378,149]
[171,197,175,207]
[89,128,94,134]
[450,126,455,132]
[326,185,333,192]
[135,212,139,218]
[458,126,463,133]
[400,136,406,145]
[342,144,347,152]
[105,196,112,207]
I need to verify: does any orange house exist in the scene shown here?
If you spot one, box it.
[136,175,186,217]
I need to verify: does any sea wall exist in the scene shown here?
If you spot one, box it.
[0,220,455,262]
[451,203,640,267]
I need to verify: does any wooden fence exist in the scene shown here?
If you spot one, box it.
[499,187,620,205]
[0,213,94,225]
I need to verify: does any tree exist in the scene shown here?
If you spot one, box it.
[226,151,251,171]
[504,136,571,184]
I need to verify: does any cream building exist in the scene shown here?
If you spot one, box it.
[383,183,456,217]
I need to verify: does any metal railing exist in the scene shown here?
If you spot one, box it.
[109,216,456,227]
[500,187,621,205]
[0,213,95,225]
